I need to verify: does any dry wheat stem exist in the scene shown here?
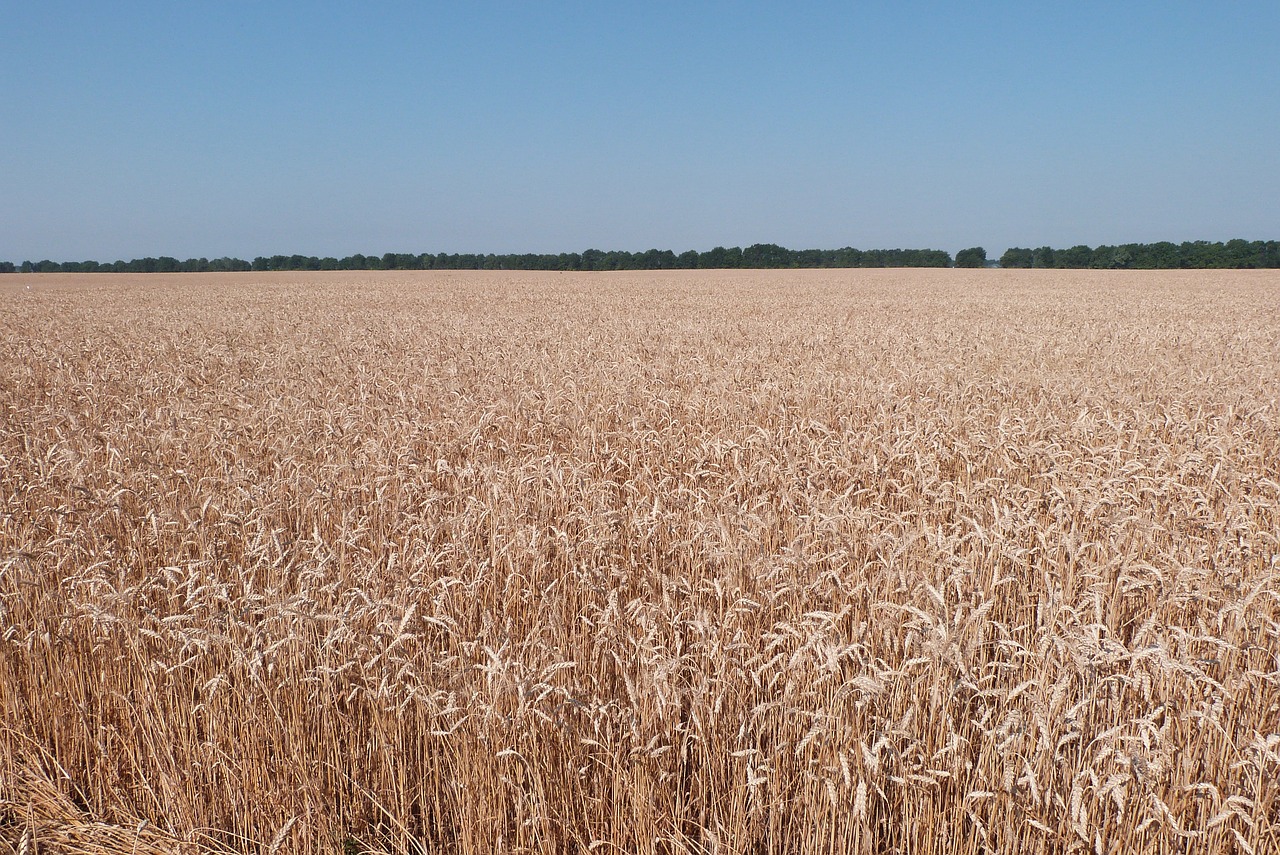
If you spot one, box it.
[2,269,1278,854]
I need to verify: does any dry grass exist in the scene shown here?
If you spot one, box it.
[1,268,1278,854]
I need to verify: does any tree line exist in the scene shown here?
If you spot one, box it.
[997,239,1280,269]
[1,244,952,274]
[5,239,1277,274]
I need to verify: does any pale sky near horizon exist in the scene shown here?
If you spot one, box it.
[3,1,1277,262]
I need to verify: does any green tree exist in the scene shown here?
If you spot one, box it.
[999,248,1033,268]
[1089,246,1116,268]
[640,248,677,269]
[1146,241,1179,268]
[1032,246,1056,268]
[743,243,793,268]
[698,246,729,268]
[955,247,986,268]
[1223,239,1253,268]
[831,247,864,267]
[1058,245,1092,268]
[1260,241,1280,268]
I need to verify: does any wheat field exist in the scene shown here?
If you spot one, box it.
[1,269,1278,854]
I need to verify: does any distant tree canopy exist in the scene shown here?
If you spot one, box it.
[998,247,1033,269]
[3,244,954,273]
[10,257,253,274]
[7,240,1278,273]
[997,240,1280,269]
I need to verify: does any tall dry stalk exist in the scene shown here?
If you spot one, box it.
[2,269,1278,853]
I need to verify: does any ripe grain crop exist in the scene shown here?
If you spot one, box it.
[1,269,1278,854]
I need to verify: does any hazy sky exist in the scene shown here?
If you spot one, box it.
[3,1,1277,261]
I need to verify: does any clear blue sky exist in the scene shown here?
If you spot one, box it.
[3,1,1277,261]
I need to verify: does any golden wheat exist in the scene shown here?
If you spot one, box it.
[1,269,1278,854]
